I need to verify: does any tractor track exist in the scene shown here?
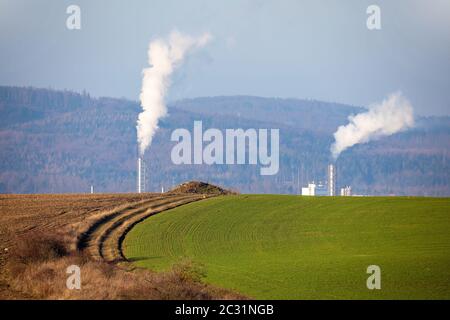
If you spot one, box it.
[76,193,208,263]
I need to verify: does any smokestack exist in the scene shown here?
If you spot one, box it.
[137,157,146,193]
[137,158,141,193]
[328,164,336,196]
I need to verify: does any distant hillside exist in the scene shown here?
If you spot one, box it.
[0,86,449,195]
[171,96,364,134]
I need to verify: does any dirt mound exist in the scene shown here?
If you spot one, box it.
[169,181,236,195]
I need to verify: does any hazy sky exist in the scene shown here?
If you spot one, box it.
[1,0,449,116]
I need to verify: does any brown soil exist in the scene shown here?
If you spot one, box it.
[0,193,158,298]
[0,185,241,299]
[169,181,236,195]
[76,193,206,262]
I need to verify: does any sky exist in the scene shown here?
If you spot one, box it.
[0,0,449,116]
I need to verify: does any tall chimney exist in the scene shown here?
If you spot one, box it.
[137,158,141,193]
[328,164,336,196]
[137,157,146,193]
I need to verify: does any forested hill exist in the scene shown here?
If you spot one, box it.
[1,86,449,195]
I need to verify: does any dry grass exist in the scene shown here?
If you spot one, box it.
[5,232,245,300]
[7,232,68,275]
[0,193,161,298]
[0,193,246,299]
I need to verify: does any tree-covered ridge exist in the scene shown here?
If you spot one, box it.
[0,86,449,195]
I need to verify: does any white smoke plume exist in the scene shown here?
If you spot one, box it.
[331,92,414,159]
[137,31,212,156]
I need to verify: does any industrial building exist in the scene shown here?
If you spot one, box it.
[301,182,328,196]
[301,163,351,197]
[301,183,316,196]
[340,186,352,196]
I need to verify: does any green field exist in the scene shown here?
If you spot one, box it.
[123,195,450,299]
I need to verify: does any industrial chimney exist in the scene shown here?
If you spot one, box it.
[137,157,146,193]
[328,164,336,196]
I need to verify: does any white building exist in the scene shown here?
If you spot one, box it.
[302,183,316,196]
[340,186,352,196]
